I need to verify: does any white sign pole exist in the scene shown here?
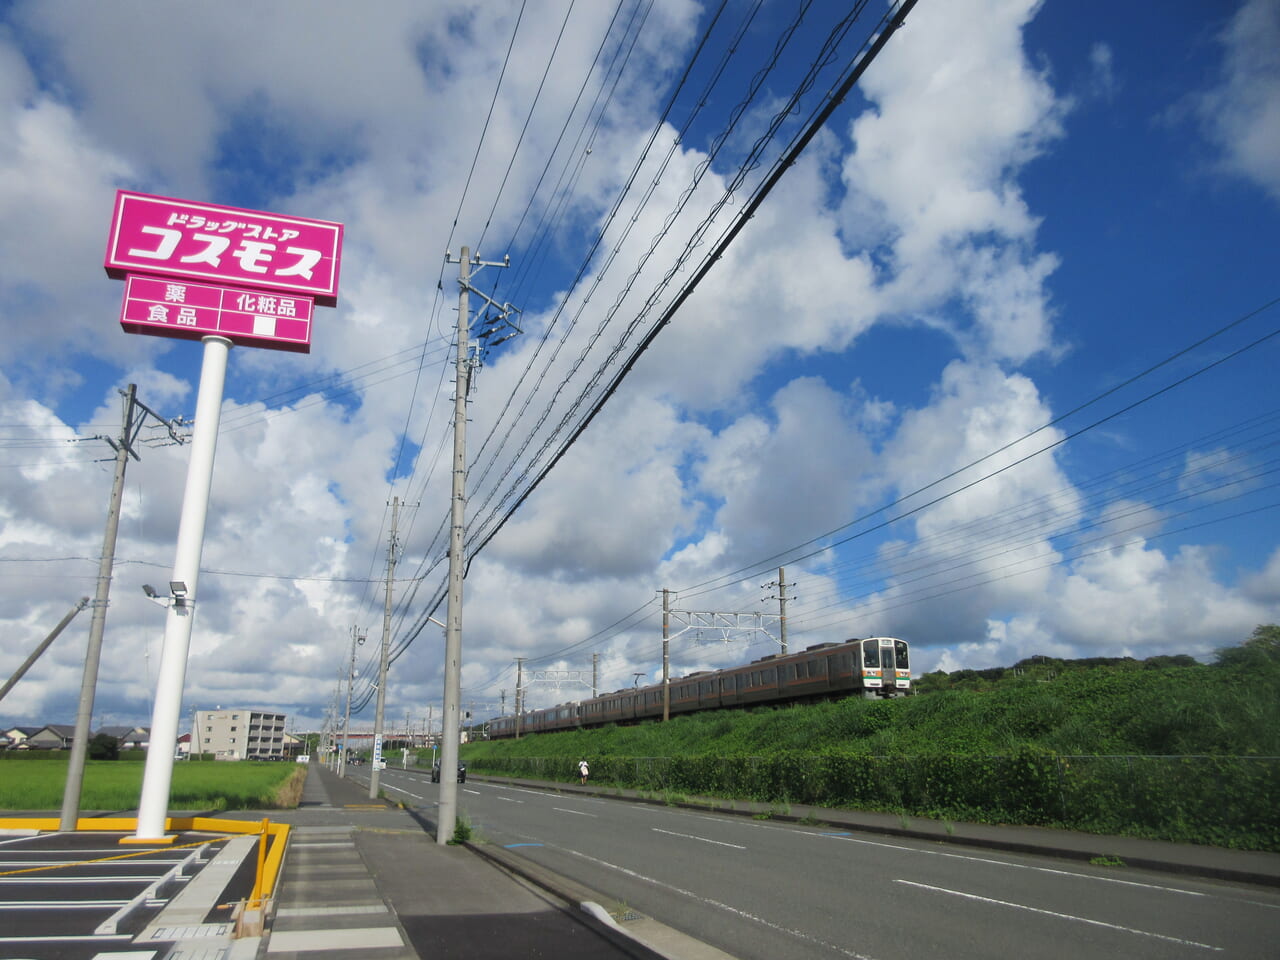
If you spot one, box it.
[135,336,231,839]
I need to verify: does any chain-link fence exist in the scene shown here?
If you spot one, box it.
[471,753,1280,850]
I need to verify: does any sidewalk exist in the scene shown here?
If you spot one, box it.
[477,773,1280,889]
[246,763,709,960]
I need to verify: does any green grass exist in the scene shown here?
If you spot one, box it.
[457,646,1280,849]
[0,760,303,812]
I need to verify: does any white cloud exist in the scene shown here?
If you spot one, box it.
[1,0,1276,734]
[1196,0,1280,203]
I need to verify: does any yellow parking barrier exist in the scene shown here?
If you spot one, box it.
[0,816,291,901]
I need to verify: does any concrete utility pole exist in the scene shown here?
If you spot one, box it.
[340,626,365,778]
[437,246,517,844]
[777,567,789,656]
[592,652,599,698]
[0,597,89,705]
[514,657,526,739]
[437,248,470,843]
[369,497,399,800]
[662,588,671,722]
[63,385,181,831]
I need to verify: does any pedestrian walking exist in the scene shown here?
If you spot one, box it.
[578,758,589,785]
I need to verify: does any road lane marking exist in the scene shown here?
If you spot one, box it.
[0,900,129,909]
[552,844,881,960]
[378,783,424,800]
[742,821,1211,899]
[497,797,524,803]
[553,807,597,817]
[0,877,150,884]
[896,880,1222,951]
[653,828,746,850]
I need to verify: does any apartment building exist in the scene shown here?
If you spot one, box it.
[193,708,287,760]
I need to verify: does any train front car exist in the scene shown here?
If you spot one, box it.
[859,637,911,697]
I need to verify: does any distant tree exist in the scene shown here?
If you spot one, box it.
[87,733,120,761]
[1142,654,1200,669]
[1214,624,1280,669]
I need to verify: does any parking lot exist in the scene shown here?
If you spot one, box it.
[0,828,256,960]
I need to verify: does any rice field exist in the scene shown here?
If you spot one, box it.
[0,759,304,812]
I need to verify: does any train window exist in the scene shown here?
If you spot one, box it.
[765,668,775,682]
[895,640,910,670]
[863,640,880,668]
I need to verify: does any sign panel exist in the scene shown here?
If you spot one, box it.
[120,275,315,353]
[105,190,343,306]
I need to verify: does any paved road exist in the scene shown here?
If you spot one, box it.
[362,765,1280,960]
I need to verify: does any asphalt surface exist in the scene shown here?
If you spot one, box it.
[512,775,1280,890]
[244,762,687,960]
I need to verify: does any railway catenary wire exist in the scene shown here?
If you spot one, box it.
[459,405,1280,706]
[340,3,1269,716]
[675,294,1280,602]
[788,412,1280,617]
[363,0,1280,716]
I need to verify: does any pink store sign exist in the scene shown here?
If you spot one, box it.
[105,190,343,306]
[120,275,315,353]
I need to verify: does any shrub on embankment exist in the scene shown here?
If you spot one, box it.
[461,644,1280,850]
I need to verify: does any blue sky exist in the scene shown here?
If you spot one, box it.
[1,0,1277,733]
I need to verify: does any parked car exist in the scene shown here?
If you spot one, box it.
[431,760,466,783]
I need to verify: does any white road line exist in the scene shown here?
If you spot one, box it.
[0,877,150,884]
[379,783,424,800]
[652,828,746,850]
[496,797,524,804]
[0,900,129,909]
[896,879,1222,951]
[741,820,1210,898]
[0,860,185,868]
[553,807,597,817]
[0,942,132,947]
[553,844,880,960]
[267,926,404,952]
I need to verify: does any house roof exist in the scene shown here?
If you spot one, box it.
[95,726,149,740]
[34,724,77,737]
